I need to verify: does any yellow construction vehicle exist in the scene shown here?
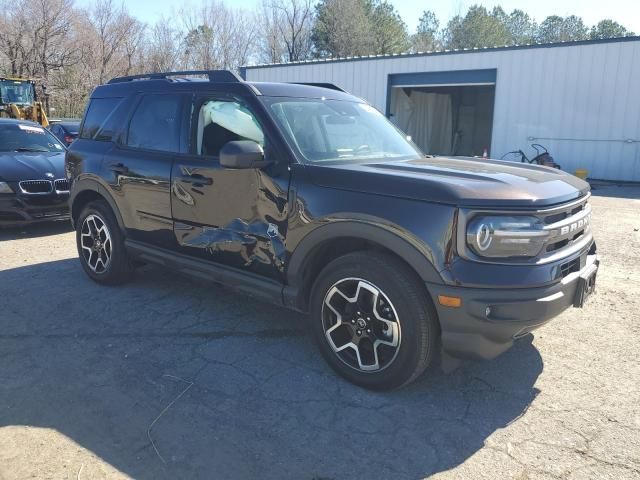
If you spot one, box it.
[0,77,49,127]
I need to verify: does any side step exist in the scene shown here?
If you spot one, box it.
[125,240,286,307]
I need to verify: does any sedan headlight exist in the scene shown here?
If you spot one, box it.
[466,215,549,258]
[0,181,14,194]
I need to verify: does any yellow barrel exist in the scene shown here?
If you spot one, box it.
[575,169,589,179]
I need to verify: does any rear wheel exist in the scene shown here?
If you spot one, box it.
[310,251,438,390]
[76,200,133,285]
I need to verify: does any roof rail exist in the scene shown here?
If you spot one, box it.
[107,70,243,84]
[289,82,345,92]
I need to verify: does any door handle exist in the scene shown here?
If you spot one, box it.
[108,162,129,174]
[179,174,213,186]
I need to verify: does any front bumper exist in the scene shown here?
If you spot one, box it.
[427,251,599,360]
[0,193,70,227]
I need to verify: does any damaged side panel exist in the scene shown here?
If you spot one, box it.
[171,166,290,280]
[177,218,287,270]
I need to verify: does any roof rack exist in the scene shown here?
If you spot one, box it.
[290,82,345,92]
[108,70,243,84]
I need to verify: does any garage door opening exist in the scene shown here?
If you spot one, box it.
[386,69,497,157]
[390,84,495,157]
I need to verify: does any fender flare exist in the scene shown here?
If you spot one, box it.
[284,221,444,308]
[70,177,125,231]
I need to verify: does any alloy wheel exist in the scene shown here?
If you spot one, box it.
[321,278,401,372]
[80,214,112,274]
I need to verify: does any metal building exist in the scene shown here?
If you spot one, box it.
[242,37,640,182]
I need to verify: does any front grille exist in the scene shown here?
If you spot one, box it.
[19,180,53,194]
[543,203,587,225]
[539,195,591,258]
[54,179,69,192]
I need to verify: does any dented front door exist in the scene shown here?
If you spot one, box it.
[170,94,290,281]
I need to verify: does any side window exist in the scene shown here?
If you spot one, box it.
[197,99,264,157]
[127,95,182,153]
[80,97,123,140]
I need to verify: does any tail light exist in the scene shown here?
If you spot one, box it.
[64,135,74,144]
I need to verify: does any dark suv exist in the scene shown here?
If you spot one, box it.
[66,70,598,390]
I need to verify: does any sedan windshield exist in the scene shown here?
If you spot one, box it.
[262,97,422,163]
[0,124,65,153]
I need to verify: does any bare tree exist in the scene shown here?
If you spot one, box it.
[0,0,29,76]
[28,0,77,80]
[0,0,78,80]
[146,17,182,72]
[180,0,257,70]
[89,0,140,83]
[258,0,286,63]
[259,0,314,63]
[274,0,314,61]
[122,19,146,76]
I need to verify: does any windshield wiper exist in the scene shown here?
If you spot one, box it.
[14,147,49,152]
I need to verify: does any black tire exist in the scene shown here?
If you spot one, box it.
[76,200,133,285]
[310,251,438,390]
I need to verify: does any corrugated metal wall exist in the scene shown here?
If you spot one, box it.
[246,40,640,181]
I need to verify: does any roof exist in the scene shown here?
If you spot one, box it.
[92,75,360,102]
[242,35,640,70]
[108,70,242,84]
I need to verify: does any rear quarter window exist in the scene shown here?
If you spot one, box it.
[80,97,123,141]
[126,95,182,153]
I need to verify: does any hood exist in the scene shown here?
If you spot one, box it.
[0,151,66,181]
[308,156,590,208]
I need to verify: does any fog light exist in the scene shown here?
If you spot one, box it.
[485,306,492,317]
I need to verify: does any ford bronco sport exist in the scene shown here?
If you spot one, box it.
[66,70,598,390]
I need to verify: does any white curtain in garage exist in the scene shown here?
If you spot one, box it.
[391,87,414,134]
[392,88,453,155]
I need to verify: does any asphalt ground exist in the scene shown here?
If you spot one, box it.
[0,184,638,479]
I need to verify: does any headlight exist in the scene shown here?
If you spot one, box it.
[0,181,13,194]
[466,215,549,258]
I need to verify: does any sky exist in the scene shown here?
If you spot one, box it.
[77,0,640,35]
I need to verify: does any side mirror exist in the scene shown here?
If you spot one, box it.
[219,140,270,169]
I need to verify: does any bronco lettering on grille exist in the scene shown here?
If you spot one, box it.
[560,214,591,236]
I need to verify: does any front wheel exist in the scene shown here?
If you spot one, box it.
[310,252,438,390]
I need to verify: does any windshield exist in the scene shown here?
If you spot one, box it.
[0,79,35,106]
[0,124,65,153]
[262,97,422,163]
